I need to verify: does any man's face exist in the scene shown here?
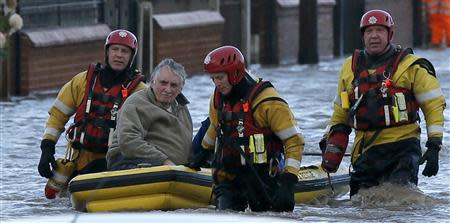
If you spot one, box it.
[152,67,182,106]
[363,25,390,55]
[107,44,133,71]
[209,72,233,95]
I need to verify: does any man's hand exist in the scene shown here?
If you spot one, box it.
[163,159,176,166]
[420,138,441,177]
[185,148,213,171]
[321,124,351,173]
[38,139,57,178]
[272,173,297,212]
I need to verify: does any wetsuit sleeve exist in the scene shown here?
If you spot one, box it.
[201,94,218,150]
[329,59,353,127]
[253,88,304,176]
[410,64,446,139]
[42,72,86,142]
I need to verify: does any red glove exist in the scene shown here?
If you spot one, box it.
[321,124,351,173]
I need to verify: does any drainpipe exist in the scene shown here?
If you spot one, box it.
[241,0,251,64]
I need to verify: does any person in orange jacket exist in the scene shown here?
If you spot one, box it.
[423,0,450,47]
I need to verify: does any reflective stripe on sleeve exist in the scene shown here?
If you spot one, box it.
[53,99,75,116]
[333,94,341,106]
[53,171,70,184]
[415,88,443,104]
[203,135,215,146]
[285,158,301,170]
[44,127,62,140]
[427,125,444,134]
[276,126,299,140]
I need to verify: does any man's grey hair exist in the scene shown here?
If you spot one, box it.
[150,58,187,87]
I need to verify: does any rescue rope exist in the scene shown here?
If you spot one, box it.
[303,152,351,156]
[326,172,335,194]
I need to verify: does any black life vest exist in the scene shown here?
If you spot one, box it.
[67,63,144,153]
[349,48,419,130]
[213,81,284,170]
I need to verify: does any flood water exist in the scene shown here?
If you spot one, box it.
[1,48,449,222]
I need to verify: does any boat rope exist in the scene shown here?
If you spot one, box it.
[303,152,351,156]
[236,145,273,205]
[326,172,335,195]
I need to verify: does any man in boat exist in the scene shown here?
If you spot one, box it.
[38,30,146,179]
[320,9,446,197]
[188,46,304,212]
[106,58,192,170]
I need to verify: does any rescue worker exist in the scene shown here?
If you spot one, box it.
[106,59,192,170]
[320,10,446,197]
[38,30,146,180]
[188,46,304,212]
[423,0,450,47]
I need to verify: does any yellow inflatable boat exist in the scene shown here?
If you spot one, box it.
[69,165,349,212]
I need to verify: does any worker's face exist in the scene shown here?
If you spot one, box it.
[151,67,182,106]
[363,25,390,56]
[107,44,133,71]
[209,72,232,95]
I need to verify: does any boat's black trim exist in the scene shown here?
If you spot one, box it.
[69,170,213,193]
[295,174,350,192]
[69,168,350,194]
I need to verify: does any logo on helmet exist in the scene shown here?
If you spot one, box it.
[119,31,127,38]
[368,16,377,24]
[204,55,211,65]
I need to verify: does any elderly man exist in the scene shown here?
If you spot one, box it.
[106,59,193,170]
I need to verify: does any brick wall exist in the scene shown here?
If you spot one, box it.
[276,1,300,65]
[20,41,104,94]
[317,0,336,60]
[153,10,224,75]
[17,25,110,95]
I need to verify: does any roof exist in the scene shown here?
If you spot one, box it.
[21,24,111,47]
[153,10,224,30]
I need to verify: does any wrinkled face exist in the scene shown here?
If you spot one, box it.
[107,44,133,71]
[363,25,390,56]
[209,72,233,95]
[151,67,182,106]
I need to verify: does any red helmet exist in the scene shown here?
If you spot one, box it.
[204,46,245,85]
[360,9,394,40]
[105,30,138,67]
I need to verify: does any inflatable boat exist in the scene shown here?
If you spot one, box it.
[69,164,349,212]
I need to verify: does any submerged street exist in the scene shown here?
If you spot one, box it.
[1,48,449,222]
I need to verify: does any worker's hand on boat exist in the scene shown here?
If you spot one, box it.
[38,139,57,178]
[420,137,442,177]
[185,148,213,171]
[272,173,297,212]
[318,136,327,154]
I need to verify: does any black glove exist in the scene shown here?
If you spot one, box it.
[319,136,327,154]
[420,138,441,177]
[38,139,57,178]
[272,173,297,212]
[185,148,213,171]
